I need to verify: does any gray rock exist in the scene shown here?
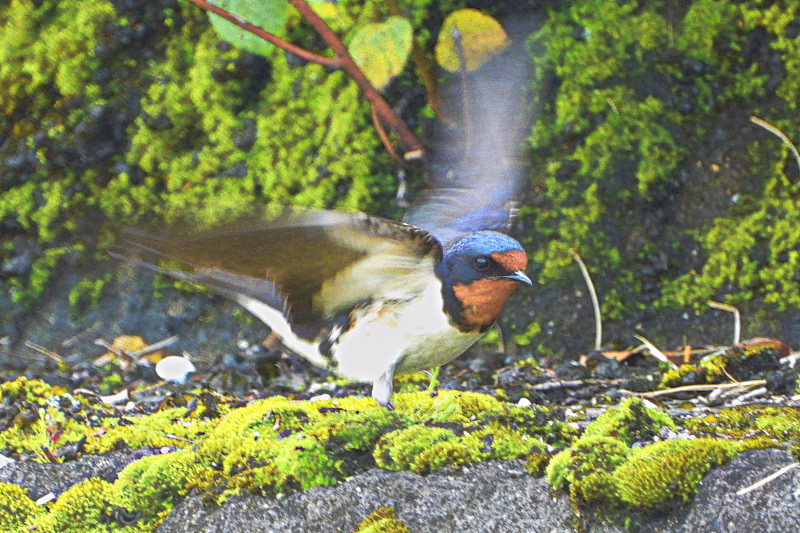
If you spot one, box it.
[157,451,800,533]
[0,451,146,500]
[678,449,800,533]
[1,450,798,532]
[158,460,576,533]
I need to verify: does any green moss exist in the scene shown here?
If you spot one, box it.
[85,406,221,454]
[582,398,675,445]
[99,373,124,394]
[547,435,631,503]
[394,372,440,394]
[115,449,202,524]
[546,399,783,511]
[0,376,60,402]
[0,383,568,529]
[525,0,800,338]
[0,378,97,459]
[375,424,462,473]
[0,482,45,532]
[68,274,112,313]
[525,450,549,477]
[32,477,144,533]
[685,405,800,441]
[352,507,411,533]
[374,396,548,474]
[394,390,502,422]
[614,438,747,508]
[1,0,400,309]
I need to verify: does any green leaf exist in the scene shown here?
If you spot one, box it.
[307,0,341,24]
[349,16,413,90]
[208,0,289,57]
[435,9,509,72]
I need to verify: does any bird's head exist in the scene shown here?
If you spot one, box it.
[439,231,531,331]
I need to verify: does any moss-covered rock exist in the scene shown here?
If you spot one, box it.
[1,386,571,530]
[0,482,45,532]
[581,397,675,445]
[614,438,749,508]
[685,404,800,441]
[33,477,144,533]
[0,377,104,459]
[546,398,774,511]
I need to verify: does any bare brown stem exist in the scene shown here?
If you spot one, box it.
[187,0,340,68]
[187,0,425,159]
[289,0,425,158]
[372,109,401,162]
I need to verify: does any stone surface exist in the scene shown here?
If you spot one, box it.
[1,450,798,532]
[678,449,800,533]
[158,460,576,533]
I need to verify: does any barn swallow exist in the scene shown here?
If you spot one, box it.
[124,207,530,407]
[121,21,534,408]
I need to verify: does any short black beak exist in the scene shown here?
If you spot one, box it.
[504,270,532,285]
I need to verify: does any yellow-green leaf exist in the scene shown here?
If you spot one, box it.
[435,9,509,72]
[349,16,413,90]
[208,0,289,57]
[307,0,341,24]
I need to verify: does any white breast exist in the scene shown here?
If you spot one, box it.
[332,280,485,382]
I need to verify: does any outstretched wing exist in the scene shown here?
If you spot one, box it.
[403,16,536,246]
[119,210,442,325]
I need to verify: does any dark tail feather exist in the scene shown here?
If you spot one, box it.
[111,240,291,319]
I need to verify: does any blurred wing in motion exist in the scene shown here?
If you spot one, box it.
[118,210,443,329]
[404,16,537,246]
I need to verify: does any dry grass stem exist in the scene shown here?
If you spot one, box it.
[736,462,800,496]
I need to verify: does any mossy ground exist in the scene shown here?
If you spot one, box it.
[545,398,788,515]
[0,378,573,531]
[2,377,797,531]
[2,0,800,528]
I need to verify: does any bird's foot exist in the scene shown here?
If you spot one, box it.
[372,367,396,410]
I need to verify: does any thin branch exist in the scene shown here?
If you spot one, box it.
[128,335,179,359]
[189,0,426,158]
[187,0,340,68]
[638,379,766,398]
[751,116,800,174]
[288,0,425,158]
[371,109,401,162]
[24,341,63,363]
[633,334,679,369]
[572,251,603,351]
[736,462,800,496]
[708,301,741,346]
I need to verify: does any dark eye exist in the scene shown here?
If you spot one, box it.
[473,256,490,271]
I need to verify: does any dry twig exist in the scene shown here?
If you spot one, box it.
[638,379,767,398]
[708,301,741,345]
[633,334,679,369]
[572,251,602,351]
[750,116,800,174]
[736,462,800,496]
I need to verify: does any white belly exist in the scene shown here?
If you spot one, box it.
[332,281,484,382]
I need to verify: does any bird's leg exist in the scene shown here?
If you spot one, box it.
[372,361,398,410]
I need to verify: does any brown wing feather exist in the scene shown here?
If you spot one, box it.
[121,210,442,323]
